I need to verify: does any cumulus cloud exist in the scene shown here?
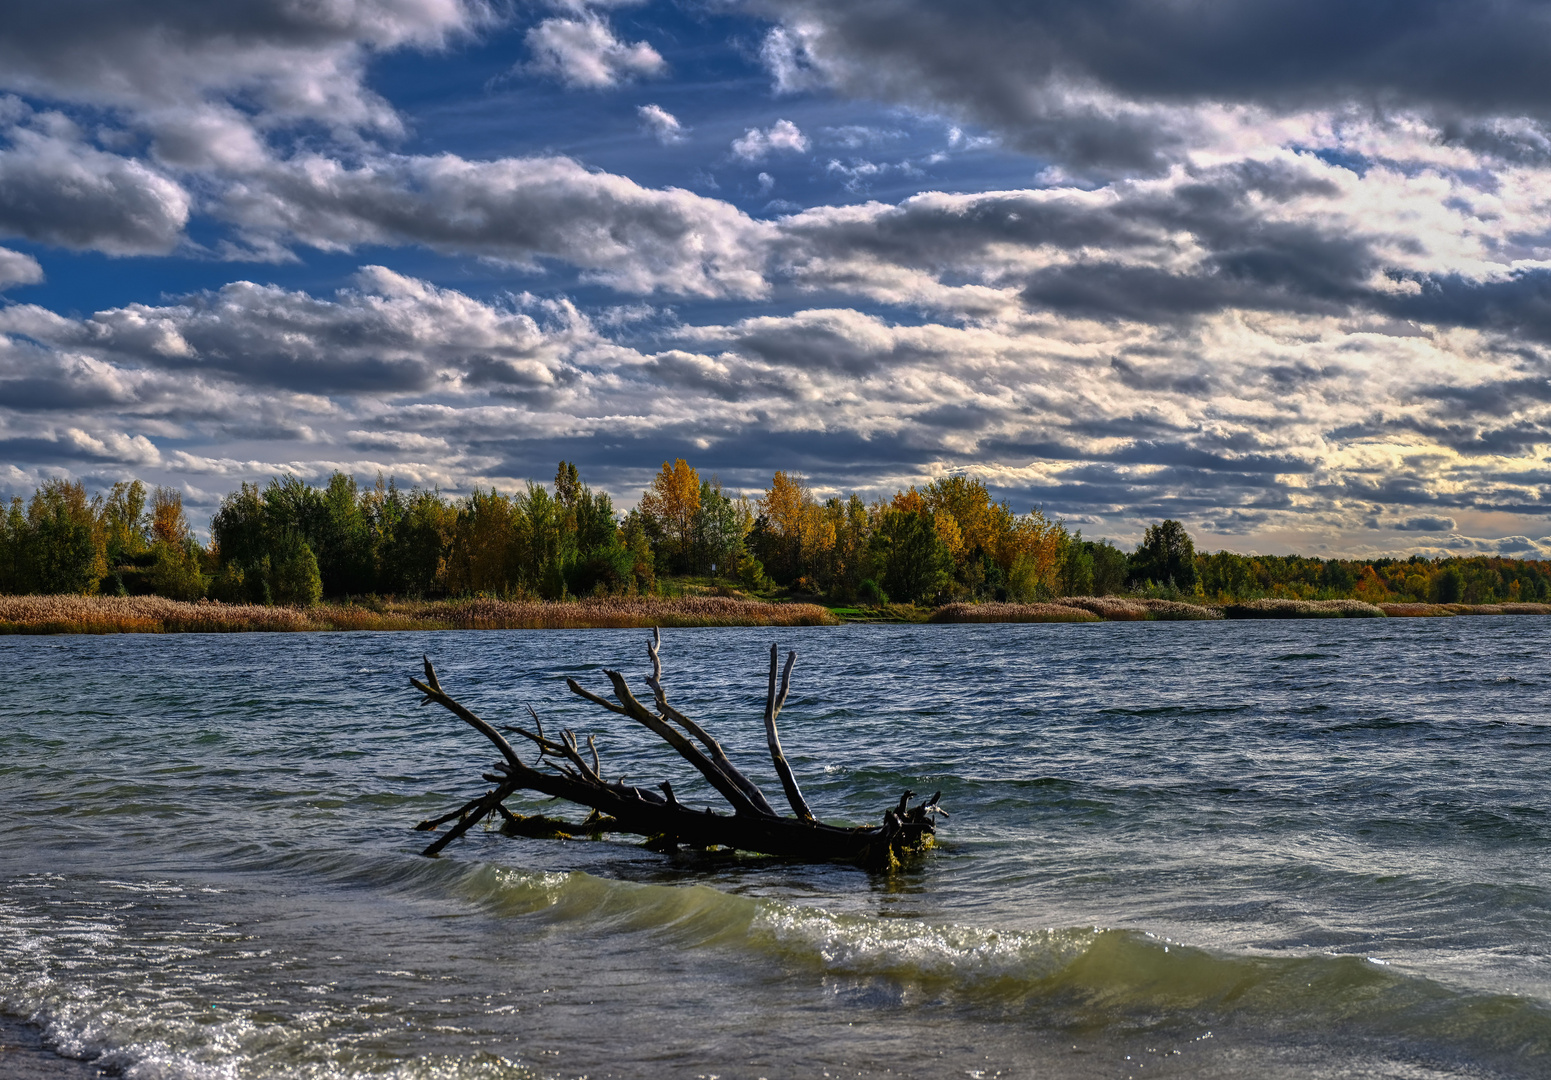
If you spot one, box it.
[6,0,1551,555]
[4,261,1551,547]
[749,0,1551,174]
[0,246,42,288]
[526,11,665,88]
[0,267,594,395]
[0,120,191,255]
[637,103,686,143]
[217,153,772,296]
[0,0,480,135]
[731,119,809,162]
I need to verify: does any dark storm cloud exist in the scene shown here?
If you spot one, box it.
[755,0,1551,171]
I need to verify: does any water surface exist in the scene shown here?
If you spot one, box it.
[2,620,1548,1078]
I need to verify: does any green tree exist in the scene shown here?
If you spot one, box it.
[692,479,742,577]
[316,472,374,596]
[0,497,27,593]
[378,487,453,597]
[101,481,149,566]
[149,540,208,601]
[1058,531,1094,596]
[269,533,323,606]
[567,481,633,595]
[1130,519,1198,591]
[1433,565,1465,604]
[870,507,953,605]
[26,480,107,595]
[1089,540,1129,595]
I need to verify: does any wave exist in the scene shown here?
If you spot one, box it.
[447,863,1551,1056]
[4,856,1548,1079]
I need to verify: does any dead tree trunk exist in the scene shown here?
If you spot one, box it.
[410,629,945,867]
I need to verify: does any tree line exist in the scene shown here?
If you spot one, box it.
[2,463,1548,607]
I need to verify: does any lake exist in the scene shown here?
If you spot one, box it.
[2,619,1548,1078]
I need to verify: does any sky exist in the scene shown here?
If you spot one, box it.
[4,1,1551,557]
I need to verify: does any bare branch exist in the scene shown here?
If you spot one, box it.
[764,644,815,822]
[641,629,779,817]
[597,669,766,818]
[405,632,944,865]
[412,656,524,774]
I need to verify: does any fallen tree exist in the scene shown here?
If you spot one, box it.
[410,629,945,867]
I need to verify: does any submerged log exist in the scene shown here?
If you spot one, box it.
[410,629,945,867]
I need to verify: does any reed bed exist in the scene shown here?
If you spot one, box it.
[0,595,321,634]
[1055,596,1224,621]
[930,602,1100,624]
[385,596,837,629]
[0,594,838,634]
[1378,602,1551,617]
[1220,598,1386,619]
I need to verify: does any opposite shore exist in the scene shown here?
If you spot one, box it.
[2,593,1549,634]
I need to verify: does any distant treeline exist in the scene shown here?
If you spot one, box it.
[2,462,1547,608]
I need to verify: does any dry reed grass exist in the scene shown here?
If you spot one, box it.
[930,602,1100,624]
[389,596,837,629]
[1220,598,1385,619]
[0,594,838,634]
[0,595,319,633]
[1378,602,1551,617]
[1055,596,1224,621]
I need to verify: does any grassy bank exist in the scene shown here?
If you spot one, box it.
[931,596,1551,623]
[0,595,839,634]
[6,594,1551,634]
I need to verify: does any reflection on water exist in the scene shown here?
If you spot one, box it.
[1,620,1549,1077]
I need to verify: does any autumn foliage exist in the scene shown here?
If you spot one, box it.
[5,464,1551,614]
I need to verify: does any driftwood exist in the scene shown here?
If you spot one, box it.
[410,629,945,867]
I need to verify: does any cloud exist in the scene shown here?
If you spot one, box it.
[0,246,42,288]
[526,11,665,89]
[731,119,809,162]
[637,103,686,143]
[0,0,481,135]
[218,152,773,297]
[1391,515,1458,532]
[0,121,191,255]
[750,0,1551,174]
[0,266,594,395]
[4,263,1551,546]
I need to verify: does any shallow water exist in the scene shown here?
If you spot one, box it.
[1,620,1548,1078]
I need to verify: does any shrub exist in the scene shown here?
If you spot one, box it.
[148,541,208,601]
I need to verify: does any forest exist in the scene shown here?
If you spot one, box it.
[1,459,1547,609]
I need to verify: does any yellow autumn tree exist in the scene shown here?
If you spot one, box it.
[760,471,827,584]
[639,459,701,571]
[150,486,191,546]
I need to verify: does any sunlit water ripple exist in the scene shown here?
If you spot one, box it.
[1,620,1548,1078]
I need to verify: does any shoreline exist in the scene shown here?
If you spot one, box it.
[1,594,1548,634]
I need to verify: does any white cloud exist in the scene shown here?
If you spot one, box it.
[0,120,191,255]
[0,0,480,136]
[759,25,825,95]
[216,153,773,297]
[3,261,1551,549]
[637,103,686,143]
[0,246,42,288]
[526,12,665,89]
[731,119,809,162]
